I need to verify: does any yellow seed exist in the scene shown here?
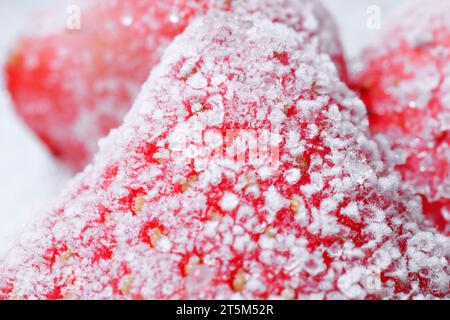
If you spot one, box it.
[133,195,146,214]
[207,207,222,221]
[311,81,323,94]
[149,228,163,247]
[361,79,374,91]
[244,171,256,190]
[290,198,299,212]
[246,171,255,180]
[295,156,309,172]
[63,289,74,300]
[181,175,199,193]
[232,269,247,292]
[244,182,254,190]
[265,226,277,238]
[184,255,201,276]
[181,66,198,80]
[61,251,74,262]
[120,275,134,296]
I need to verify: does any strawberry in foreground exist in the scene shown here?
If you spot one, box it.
[1,13,448,300]
[354,0,450,235]
[5,0,347,171]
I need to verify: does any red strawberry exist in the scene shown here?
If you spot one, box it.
[354,0,450,235]
[1,13,447,300]
[5,0,347,171]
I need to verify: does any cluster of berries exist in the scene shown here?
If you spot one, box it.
[1,0,448,299]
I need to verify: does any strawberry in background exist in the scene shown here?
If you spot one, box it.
[5,0,347,171]
[354,0,450,235]
[1,12,447,300]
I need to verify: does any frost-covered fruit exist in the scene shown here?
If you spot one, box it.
[5,0,346,171]
[1,13,447,300]
[354,0,450,235]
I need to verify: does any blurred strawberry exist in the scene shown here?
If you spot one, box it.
[354,0,450,235]
[1,13,447,300]
[5,0,346,171]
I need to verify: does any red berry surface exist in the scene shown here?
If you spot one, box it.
[5,0,347,171]
[355,0,450,235]
[1,13,447,300]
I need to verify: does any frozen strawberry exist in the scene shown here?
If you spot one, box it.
[1,13,447,300]
[354,0,450,235]
[5,0,346,171]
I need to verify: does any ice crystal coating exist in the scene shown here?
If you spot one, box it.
[1,13,448,300]
[354,0,450,235]
[5,0,346,170]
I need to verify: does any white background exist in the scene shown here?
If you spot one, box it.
[0,0,409,256]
